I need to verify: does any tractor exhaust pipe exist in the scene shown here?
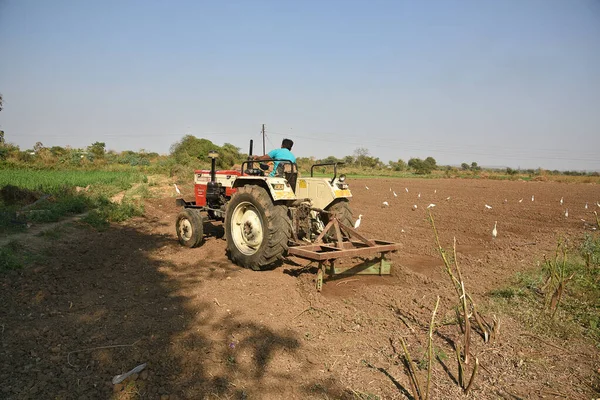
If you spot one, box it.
[208,150,219,183]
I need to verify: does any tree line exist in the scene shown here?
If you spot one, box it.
[0,131,597,177]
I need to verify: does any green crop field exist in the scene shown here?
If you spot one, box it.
[0,169,147,193]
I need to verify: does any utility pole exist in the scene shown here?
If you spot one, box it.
[261,124,266,155]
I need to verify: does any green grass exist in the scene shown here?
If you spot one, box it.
[0,168,148,234]
[0,168,146,193]
[490,235,600,343]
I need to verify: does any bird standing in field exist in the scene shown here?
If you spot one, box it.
[365,186,369,190]
[393,191,398,197]
[532,195,535,202]
[427,203,436,209]
[382,201,389,207]
[354,214,363,229]
[560,197,564,205]
[485,204,492,209]
[585,202,588,210]
[565,209,569,218]
[519,198,523,203]
[418,192,421,198]
[405,187,409,193]
[174,184,181,195]
[492,221,497,239]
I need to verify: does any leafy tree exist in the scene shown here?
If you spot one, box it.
[320,156,342,164]
[408,158,434,174]
[170,135,244,168]
[424,156,437,170]
[0,93,3,112]
[471,161,480,171]
[87,142,106,159]
[353,147,370,167]
[50,146,68,157]
[461,163,470,171]
[0,130,4,144]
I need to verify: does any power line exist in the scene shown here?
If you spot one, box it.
[267,131,599,162]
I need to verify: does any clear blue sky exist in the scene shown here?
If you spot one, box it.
[1,0,599,170]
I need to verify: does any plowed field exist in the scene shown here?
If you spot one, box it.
[1,178,599,399]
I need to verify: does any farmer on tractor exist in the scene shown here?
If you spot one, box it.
[253,138,296,177]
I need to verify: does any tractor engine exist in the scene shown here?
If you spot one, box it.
[193,151,240,220]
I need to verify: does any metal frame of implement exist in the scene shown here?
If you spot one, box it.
[287,217,401,291]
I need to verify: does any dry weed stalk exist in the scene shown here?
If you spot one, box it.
[425,296,440,400]
[428,212,498,351]
[400,296,440,400]
[428,211,495,395]
[454,343,480,395]
[542,240,575,318]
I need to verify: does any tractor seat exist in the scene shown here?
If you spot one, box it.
[278,163,298,192]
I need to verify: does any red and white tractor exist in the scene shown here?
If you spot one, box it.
[175,148,354,270]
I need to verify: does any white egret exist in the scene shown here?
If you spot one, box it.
[405,187,409,193]
[393,191,398,197]
[434,190,437,194]
[532,195,535,202]
[365,186,369,190]
[485,204,492,209]
[354,214,363,229]
[427,203,436,209]
[446,196,451,201]
[560,197,563,205]
[382,201,389,207]
[174,184,181,195]
[585,203,588,209]
[418,192,421,198]
[412,204,418,210]
[492,221,497,239]
[519,198,523,203]
[565,209,569,218]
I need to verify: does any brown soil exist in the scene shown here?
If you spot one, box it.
[1,178,599,399]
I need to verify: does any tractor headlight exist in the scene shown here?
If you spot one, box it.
[338,174,346,183]
[271,183,284,190]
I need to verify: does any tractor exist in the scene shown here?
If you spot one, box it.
[175,142,399,290]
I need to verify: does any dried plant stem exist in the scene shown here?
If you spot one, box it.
[455,343,464,388]
[400,337,423,400]
[464,357,479,395]
[425,296,440,400]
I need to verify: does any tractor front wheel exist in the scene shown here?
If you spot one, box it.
[225,185,291,270]
[176,209,204,248]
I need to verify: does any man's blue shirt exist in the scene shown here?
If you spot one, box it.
[267,148,296,176]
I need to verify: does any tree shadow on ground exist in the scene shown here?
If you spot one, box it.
[0,221,314,399]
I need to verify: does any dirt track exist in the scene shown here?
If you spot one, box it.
[1,178,599,399]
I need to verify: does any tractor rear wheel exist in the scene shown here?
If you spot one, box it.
[323,199,354,229]
[225,185,291,270]
[176,208,204,248]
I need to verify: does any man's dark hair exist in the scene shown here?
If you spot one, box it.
[281,139,294,151]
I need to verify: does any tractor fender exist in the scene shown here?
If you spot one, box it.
[232,176,297,202]
[295,177,352,210]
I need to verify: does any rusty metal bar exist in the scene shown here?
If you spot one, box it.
[287,244,399,261]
